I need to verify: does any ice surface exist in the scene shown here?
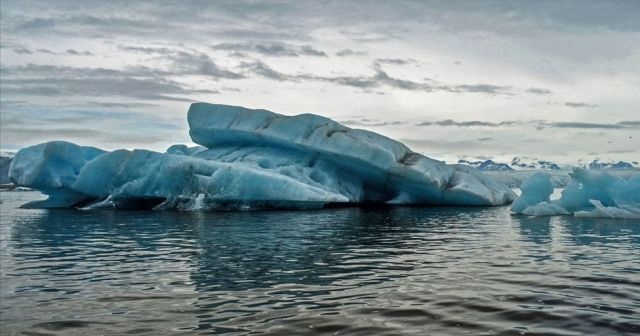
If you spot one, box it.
[510,172,555,213]
[511,168,640,219]
[8,141,106,207]
[9,103,516,210]
[0,156,12,185]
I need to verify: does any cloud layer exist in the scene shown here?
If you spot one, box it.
[1,0,638,162]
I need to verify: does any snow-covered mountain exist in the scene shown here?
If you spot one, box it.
[457,159,513,171]
[511,157,562,170]
[457,157,639,171]
[582,159,639,170]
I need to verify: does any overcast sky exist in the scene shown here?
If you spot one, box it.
[1,0,639,164]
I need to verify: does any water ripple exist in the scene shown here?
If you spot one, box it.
[1,192,639,335]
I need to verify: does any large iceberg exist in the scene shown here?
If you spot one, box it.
[9,103,516,210]
[511,168,640,219]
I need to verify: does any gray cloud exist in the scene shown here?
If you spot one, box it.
[565,102,598,108]
[221,87,242,92]
[239,60,510,94]
[1,63,137,78]
[36,48,56,54]
[1,103,184,148]
[1,1,638,161]
[66,49,93,56]
[0,41,57,55]
[13,47,33,54]
[239,60,294,81]
[1,77,202,101]
[371,69,427,90]
[526,87,552,95]
[299,45,327,57]
[82,101,160,108]
[547,121,636,129]
[415,119,640,130]
[607,149,636,154]
[12,14,167,33]
[2,126,172,146]
[449,84,512,94]
[618,121,640,126]
[0,63,219,101]
[374,58,416,65]
[401,138,495,154]
[117,47,245,79]
[119,45,176,54]
[0,48,243,100]
[299,73,378,89]
[213,42,327,57]
[417,119,520,127]
[2,127,107,138]
[4,1,639,47]
[341,119,407,127]
[169,51,244,79]
[335,49,367,57]
[0,42,58,55]
[1,104,175,125]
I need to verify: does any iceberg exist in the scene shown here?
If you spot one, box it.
[511,168,640,219]
[8,141,106,207]
[9,103,516,210]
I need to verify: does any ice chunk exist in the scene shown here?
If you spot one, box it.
[166,144,206,156]
[0,156,12,185]
[72,149,349,210]
[8,141,106,207]
[188,103,515,206]
[9,103,517,210]
[558,168,620,212]
[574,200,640,219]
[512,168,640,219]
[510,172,554,213]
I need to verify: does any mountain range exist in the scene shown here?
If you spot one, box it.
[458,158,639,171]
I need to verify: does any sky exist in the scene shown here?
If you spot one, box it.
[1,0,639,164]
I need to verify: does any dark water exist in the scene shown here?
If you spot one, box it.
[1,192,639,336]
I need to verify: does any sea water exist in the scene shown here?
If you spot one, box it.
[1,191,638,335]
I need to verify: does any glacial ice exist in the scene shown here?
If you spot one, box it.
[510,172,555,213]
[9,103,516,210]
[511,168,640,219]
[8,141,106,208]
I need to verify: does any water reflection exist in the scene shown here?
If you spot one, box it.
[512,215,552,245]
[3,192,639,336]
[8,208,417,291]
[560,216,640,246]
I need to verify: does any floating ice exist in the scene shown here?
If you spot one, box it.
[9,103,516,210]
[510,172,555,213]
[8,141,106,207]
[512,168,640,219]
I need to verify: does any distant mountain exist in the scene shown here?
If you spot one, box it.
[584,159,638,169]
[457,157,639,171]
[511,157,562,170]
[457,159,513,171]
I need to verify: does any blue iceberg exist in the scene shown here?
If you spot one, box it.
[10,103,516,210]
[511,168,640,219]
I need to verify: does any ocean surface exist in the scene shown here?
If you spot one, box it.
[1,191,638,336]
